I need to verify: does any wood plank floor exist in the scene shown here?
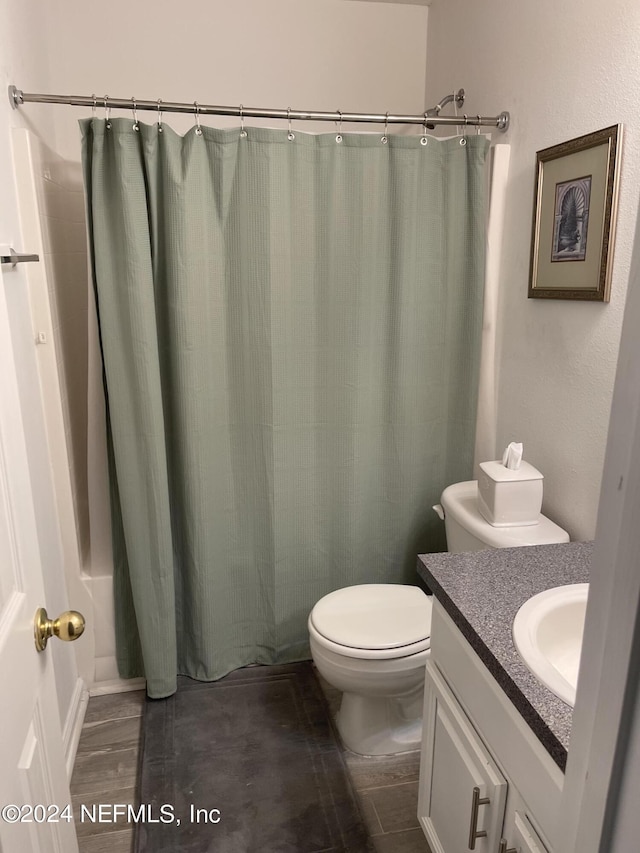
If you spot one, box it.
[70,671,431,853]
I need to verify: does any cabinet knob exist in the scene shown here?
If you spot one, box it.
[499,840,517,853]
[468,786,490,849]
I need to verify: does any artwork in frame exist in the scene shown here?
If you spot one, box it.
[528,124,623,301]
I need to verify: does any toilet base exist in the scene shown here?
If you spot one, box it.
[336,688,424,756]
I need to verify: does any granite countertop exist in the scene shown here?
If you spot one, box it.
[417,541,592,771]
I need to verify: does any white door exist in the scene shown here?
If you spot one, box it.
[0,262,78,852]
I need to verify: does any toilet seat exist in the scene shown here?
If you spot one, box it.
[309,584,432,660]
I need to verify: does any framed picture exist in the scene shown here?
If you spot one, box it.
[528,124,623,301]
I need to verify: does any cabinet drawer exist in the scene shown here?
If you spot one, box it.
[419,660,507,853]
[511,811,548,853]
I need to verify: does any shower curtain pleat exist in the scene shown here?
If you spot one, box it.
[81,119,489,698]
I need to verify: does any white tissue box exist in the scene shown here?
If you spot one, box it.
[477,460,543,527]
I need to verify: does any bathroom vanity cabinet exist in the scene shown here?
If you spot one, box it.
[417,600,562,853]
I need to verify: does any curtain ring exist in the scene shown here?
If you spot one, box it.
[335,109,343,144]
[453,89,461,139]
[381,111,389,144]
[476,115,481,136]
[104,95,111,129]
[132,97,139,132]
[239,104,247,139]
[460,114,468,146]
[194,101,202,136]
[91,93,97,118]
[421,111,428,146]
[157,99,163,132]
[287,107,295,141]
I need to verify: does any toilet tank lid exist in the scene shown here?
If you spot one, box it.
[441,481,570,547]
[310,584,432,651]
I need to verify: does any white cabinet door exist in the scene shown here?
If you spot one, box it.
[418,660,507,853]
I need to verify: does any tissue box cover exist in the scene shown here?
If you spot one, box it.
[477,460,543,527]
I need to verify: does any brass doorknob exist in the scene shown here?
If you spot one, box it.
[34,608,85,652]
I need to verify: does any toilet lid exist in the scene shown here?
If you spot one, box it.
[310,584,432,651]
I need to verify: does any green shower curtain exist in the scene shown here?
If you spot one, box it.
[82,119,488,698]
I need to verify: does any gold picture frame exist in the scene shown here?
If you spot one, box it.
[528,124,623,301]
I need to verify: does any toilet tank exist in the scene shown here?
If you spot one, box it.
[440,481,570,553]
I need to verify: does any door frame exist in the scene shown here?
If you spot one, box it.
[556,209,640,849]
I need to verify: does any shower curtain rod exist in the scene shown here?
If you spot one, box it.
[8,85,510,132]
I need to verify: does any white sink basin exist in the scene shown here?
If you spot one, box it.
[512,583,589,707]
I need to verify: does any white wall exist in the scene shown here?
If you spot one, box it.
[0,0,54,232]
[42,0,429,161]
[425,0,640,541]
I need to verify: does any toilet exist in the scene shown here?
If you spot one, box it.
[308,479,569,756]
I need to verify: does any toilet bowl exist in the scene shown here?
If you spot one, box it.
[309,480,570,756]
[308,584,433,755]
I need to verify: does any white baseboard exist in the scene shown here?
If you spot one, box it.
[89,677,146,697]
[63,677,89,780]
